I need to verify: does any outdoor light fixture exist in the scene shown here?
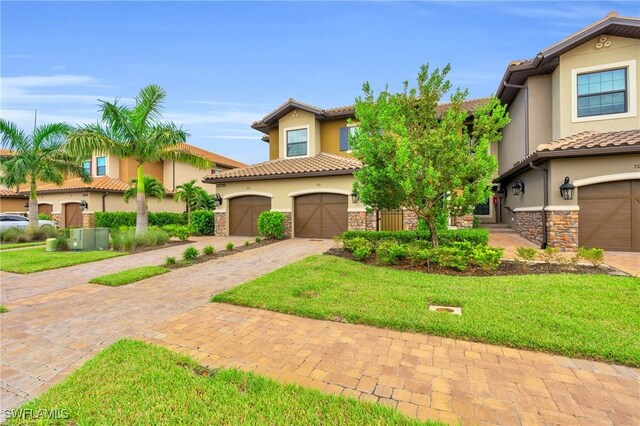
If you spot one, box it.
[214,193,223,207]
[496,187,507,199]
[511,179,525,196]
[24,201,29,209]
[79,200,89,211]
[559,176,576,201]
[351,191,359,204]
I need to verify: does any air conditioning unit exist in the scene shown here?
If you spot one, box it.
[69,228,96,251]
[95,228,110,250]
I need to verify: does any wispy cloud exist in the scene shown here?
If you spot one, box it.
[503,3,613,23]
[164,110,264,126]
[203,135,260,140]
[0,74,114,106]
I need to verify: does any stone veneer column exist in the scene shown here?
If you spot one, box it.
[214,212,227,236]
[51,212,61,226]
[348,211,377,231]
[402,210,418,231]
[282,212,292,238]
[82,211,96,228]
[546,210,579,251]
[515,210,544,246]
[452,214,474,228]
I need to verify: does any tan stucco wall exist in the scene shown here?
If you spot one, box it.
[527,75,553,151]
[278,109,321,158]
[164,161,212,192]
[320,118,353,157]
[500,167,546,226]
[0,197,27,213]
[118,159,164,183]
[269,128,279,160]
[499,89,527,174]
[554,36,640,139]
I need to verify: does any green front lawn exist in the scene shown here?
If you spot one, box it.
[8,339,433,425]
[0,241,46,251]
[214,255,640,366]
[0,247,124,273]
[90,266,169,287]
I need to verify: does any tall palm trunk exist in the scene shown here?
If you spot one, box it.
[135,164,148,235]
[28,180,39,228]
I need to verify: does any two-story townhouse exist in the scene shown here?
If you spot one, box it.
[494,12,640,252]
[203,98,487,238]
[19,143,245,228]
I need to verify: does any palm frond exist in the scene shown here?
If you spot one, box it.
[32,122,73,150]
[66,123,129,159]
[0,118,29,150]
[124,175,166,203]
[131,85,166,133]
[99,100,137,142]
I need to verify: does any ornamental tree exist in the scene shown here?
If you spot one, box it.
[350,64,509,247]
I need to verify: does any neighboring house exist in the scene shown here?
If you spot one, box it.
[203,98,487,238]
[9,143,245,228]
[0,149,28,213]
[494,12,640,252]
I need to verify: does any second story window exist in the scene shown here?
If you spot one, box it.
[577,68,627,117]
[96,156,106,176]
[286,128,307,157]
[339,126,359,152]
[82,160,91,176]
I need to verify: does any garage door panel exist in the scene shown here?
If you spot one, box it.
[229,196,271,236]
[295,193,348,239]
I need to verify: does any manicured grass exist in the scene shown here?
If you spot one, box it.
[90,266,169,287]
[214,255,640,366]
[0,241,46,251]
[7,339,434,425]
[0,247,124,274]
[0,305,7,313]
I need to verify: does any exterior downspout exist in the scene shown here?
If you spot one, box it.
[102,192,108,212]
[503,81,529,156]
[528,162,548,249]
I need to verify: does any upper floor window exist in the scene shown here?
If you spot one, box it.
[286,128,307,157]
[82,160,91,176]
[96,156,106,176]
[577,68,627,117]
[339,126,359,152]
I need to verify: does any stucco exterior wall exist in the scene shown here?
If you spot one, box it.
[527,75,553,151]
[278,109,321,158]
[0,197,27,213]
[499,89,527,174]
[500,167,546,226]
[320,118,352,156]
[269,128,279,160]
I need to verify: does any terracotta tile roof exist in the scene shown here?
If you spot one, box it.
[0,189,26,197]
[537,130,640,152]
[172,143,246,169]
[203,153,361,182]
[0,149,15,157]
[34,176,131,193]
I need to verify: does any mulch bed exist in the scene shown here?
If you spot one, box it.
[166,238,278,270]
[325,248,627,277]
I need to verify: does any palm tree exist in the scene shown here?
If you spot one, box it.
[173,179,203,223]
[123,175,166,206]
[0,119,90,228]
[193,190,216,211]
[66,85,211,235]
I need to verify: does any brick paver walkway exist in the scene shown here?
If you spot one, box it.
[149,304,640,426]
[0,238,334,415]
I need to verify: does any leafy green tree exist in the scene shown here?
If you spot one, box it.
[350,64,509,247]
[0,119,90,228]
[173,179,205,223]
[123,175,166,209]
[66,85,210,235]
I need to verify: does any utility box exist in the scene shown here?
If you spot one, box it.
[69,228,96,251]
[45,238,58,252]
[95,228,110,250]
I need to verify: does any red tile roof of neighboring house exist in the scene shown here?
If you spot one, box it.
[203,153,361,183]
[0,189,27,198]
[33,176,131,193]
[173,143,247,169]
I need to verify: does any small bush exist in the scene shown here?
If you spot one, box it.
[433,246,468,271]
[191,210,214,235]
[538,246,563,263]
[257,211,285,239]
[110,229,170,251]
[164,256,177,266]
[162,225,193,241]
[472,216,481,229]
[376,241,406,265]
[0,227,22,243]
[575,247,605,267]
[38,213,52,220]
[226,242,234,251]
[471,246,504,271]
[244,241,250,247]
[255,237,262,243]
[182,247,199,262]
[406,243,433,266]
[54,232,69,251]
[341,228,488,247]
[343,237,372,253]
[516,247,537,261]
[203,245,215,255]
[353,245,373,260]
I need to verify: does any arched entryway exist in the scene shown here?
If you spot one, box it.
[38,203,53,216]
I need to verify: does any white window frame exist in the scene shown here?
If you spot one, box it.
[282,125,310,159]
[571,59,637,123]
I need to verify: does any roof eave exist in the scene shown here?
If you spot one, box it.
[202,168,359,184]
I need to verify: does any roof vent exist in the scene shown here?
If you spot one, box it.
[606,11,618,18]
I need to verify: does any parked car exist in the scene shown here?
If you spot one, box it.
[0,214,58,231]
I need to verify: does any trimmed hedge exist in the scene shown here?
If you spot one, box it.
[257,211,286,239]
[190,210,214,235]
[340,228,489,247]
[96,212,188,229]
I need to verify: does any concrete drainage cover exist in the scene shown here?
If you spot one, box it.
[428,305,462,315]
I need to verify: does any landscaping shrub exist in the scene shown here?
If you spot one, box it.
[0,225,60,244]
[405,242,433,266]
[257,211,286,239]
[182,247,199,262]
[54,232,69,251]
[353,245,373,260]
[38,213,52,220]
[472,216,481,229]
[244,241,250,247]
[538,246,565,263]
[341,228,488,247]
[203,245,215,255]
[96,211,187,229]
[226,242,234,251]
[110,229,171,251]
[471,246,504,271]
[162,225,193,241]
[516,247,537,261]
[164,256,177,266]
[0,227,23,243]
[190,210,214,235]
[432,246,468,271]
[575,247,605,267]
[255,237,262,243]
[376,241,406,265]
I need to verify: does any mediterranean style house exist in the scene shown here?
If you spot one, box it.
[0,143,245,228]
[494,11,640,252]
[206,12,639,252]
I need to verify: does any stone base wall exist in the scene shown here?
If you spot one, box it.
[515,211,544,246]
[82,211,96,228]
[546,210,579,251]
[282,212,292,238]
[402,210,418,231]
[348,211,377,231]
[52,212,61,226]
[452,214,474,228]
[215,212,227,236]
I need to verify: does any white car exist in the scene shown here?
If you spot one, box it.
[0,214,58,231]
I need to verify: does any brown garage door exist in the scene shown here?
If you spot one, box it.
[229,195,271,236]
[295,193,348,239]
[579,180,639,252]
[38,204,53,216]
[64,203,82,228]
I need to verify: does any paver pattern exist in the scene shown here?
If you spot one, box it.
[150,303,640,426]
[0,238,334,415]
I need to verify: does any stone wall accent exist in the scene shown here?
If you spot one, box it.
[282,212,292,238]
[82,211,96,228]
[402,210,418,231]
[348,211,377,231]
[546,210,579,251]
[51,212,61,226]
[515,210,544,246]
[453,214,474,228]
[215,212,227,236]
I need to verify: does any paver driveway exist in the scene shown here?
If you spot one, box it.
[0,238,334,414]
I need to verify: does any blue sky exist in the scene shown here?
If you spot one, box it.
[1,1,638,165]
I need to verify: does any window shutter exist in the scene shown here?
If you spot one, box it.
[339,127,349,151]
